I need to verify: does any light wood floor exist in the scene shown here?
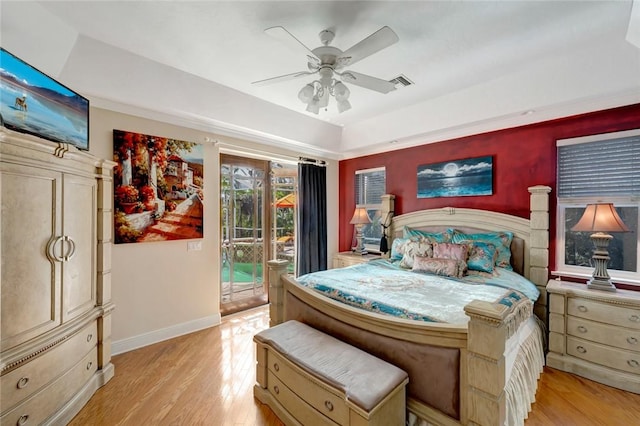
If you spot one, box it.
[70,306,640,425]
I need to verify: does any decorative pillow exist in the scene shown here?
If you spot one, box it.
[450,229,514,270]
[467,242,498,273]
[412,256,467,278]
[390,237,412,261]
[399,240,433,269]
[403,226,452,243]
[432,242,469,262]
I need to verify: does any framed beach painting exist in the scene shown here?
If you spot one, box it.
[113,129,204,244]
[417,156,493,198]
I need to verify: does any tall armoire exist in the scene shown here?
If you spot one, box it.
[1,127,115,425]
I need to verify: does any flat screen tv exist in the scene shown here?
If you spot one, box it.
[0,48,89,150]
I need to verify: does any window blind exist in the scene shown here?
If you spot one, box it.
[557,134,640,198]
[355,167,385,206]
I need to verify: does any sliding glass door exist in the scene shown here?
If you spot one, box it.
[219,155,297,315]
[220,155,268,315]
[271,164,297,276]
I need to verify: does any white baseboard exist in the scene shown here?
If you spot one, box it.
[112,314,221,356]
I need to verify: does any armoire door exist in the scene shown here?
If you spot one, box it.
[61,173,97,322]
[0,163,62,351]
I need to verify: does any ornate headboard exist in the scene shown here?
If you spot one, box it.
[384,185,552,321]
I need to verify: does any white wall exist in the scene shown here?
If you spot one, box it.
[89,107,339,354]
[1,0,340,353]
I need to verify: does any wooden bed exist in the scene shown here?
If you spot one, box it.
[266,185,551,426]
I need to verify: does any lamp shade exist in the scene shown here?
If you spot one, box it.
[350,207,371,225]
[337,99,351,113]
[334,81,350,101]
[298,84,314,103]
[571,203,630,233]
[305,96,320,114]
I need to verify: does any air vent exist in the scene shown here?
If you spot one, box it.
[389,74,414,88]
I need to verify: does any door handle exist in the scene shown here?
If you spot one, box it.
[63,236,76,261]
[47,236,65,262]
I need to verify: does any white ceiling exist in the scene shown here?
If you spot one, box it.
[2,1,640,158]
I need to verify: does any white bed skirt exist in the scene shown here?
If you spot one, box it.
[407,316,545,426]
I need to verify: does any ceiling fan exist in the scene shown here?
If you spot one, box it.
[252,26,399,114]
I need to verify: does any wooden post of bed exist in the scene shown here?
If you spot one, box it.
[267,259,289,327]
[527,185,552,322]
[464,185,550,425]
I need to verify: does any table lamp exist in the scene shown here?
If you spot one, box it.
[571,203,630,291]
[350,207,372,255]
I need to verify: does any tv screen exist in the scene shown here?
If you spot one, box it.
[0,48,89,150]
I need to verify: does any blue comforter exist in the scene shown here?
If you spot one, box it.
[296,259,539,324]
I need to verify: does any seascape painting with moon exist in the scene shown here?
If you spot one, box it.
[417,156,493,198]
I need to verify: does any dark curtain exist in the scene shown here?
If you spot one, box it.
[296,162,327,276]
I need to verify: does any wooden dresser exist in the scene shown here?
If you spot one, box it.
[547,279,640,393]
[1,129,116,424]
[332,251,380,269]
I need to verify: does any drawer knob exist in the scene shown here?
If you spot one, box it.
[17,377,29,389]
[273,385,279,395]
[325,400,334,412]
[577,305,588,313]
[86,361,93,370]
[628,337,638,345]
[576,346,587,354]
[629,360,639,368]
[17,414,29,425]
[577,326,587,333]
[87,333,93,343]
[273,363,279,372]
[630,315,640,323]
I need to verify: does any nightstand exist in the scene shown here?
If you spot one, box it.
[332,251,381,269]
[547,279,640,393]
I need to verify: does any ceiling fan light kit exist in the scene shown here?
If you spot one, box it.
[298,83,315,103]
[254,25,400,115]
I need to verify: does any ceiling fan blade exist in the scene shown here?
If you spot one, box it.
[252,71,316,86]
[265,26,320,62]
[339,26,399,67]
[342,71,397,94]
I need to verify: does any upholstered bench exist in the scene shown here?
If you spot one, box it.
[253,320,408,426]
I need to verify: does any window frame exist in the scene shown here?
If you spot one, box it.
[354,166,386,253]
[555,198,639,286]
[554,129,640,287]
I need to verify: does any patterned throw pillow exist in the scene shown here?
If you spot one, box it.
[432,242,469,262]
[450,229,514,270]
[412,256,467,278]
[467,242,498,273]
[390,238,411,261]
[399,240,433,269]
[403,226,452,243]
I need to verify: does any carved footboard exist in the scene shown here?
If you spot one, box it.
[266,263,544,426]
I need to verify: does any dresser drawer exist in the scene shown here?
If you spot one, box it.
[568,298,640,330]
[568,316,640,351]
[1,321,97,410]
[567,336,640,374]
[267,349,349,424]
[1,348,97,426]
[267,371,339,426]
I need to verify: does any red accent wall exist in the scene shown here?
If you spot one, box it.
[339,103,640,272]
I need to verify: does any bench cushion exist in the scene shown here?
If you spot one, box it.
[254,320,408,412]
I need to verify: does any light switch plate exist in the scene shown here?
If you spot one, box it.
[187,241,202,251]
